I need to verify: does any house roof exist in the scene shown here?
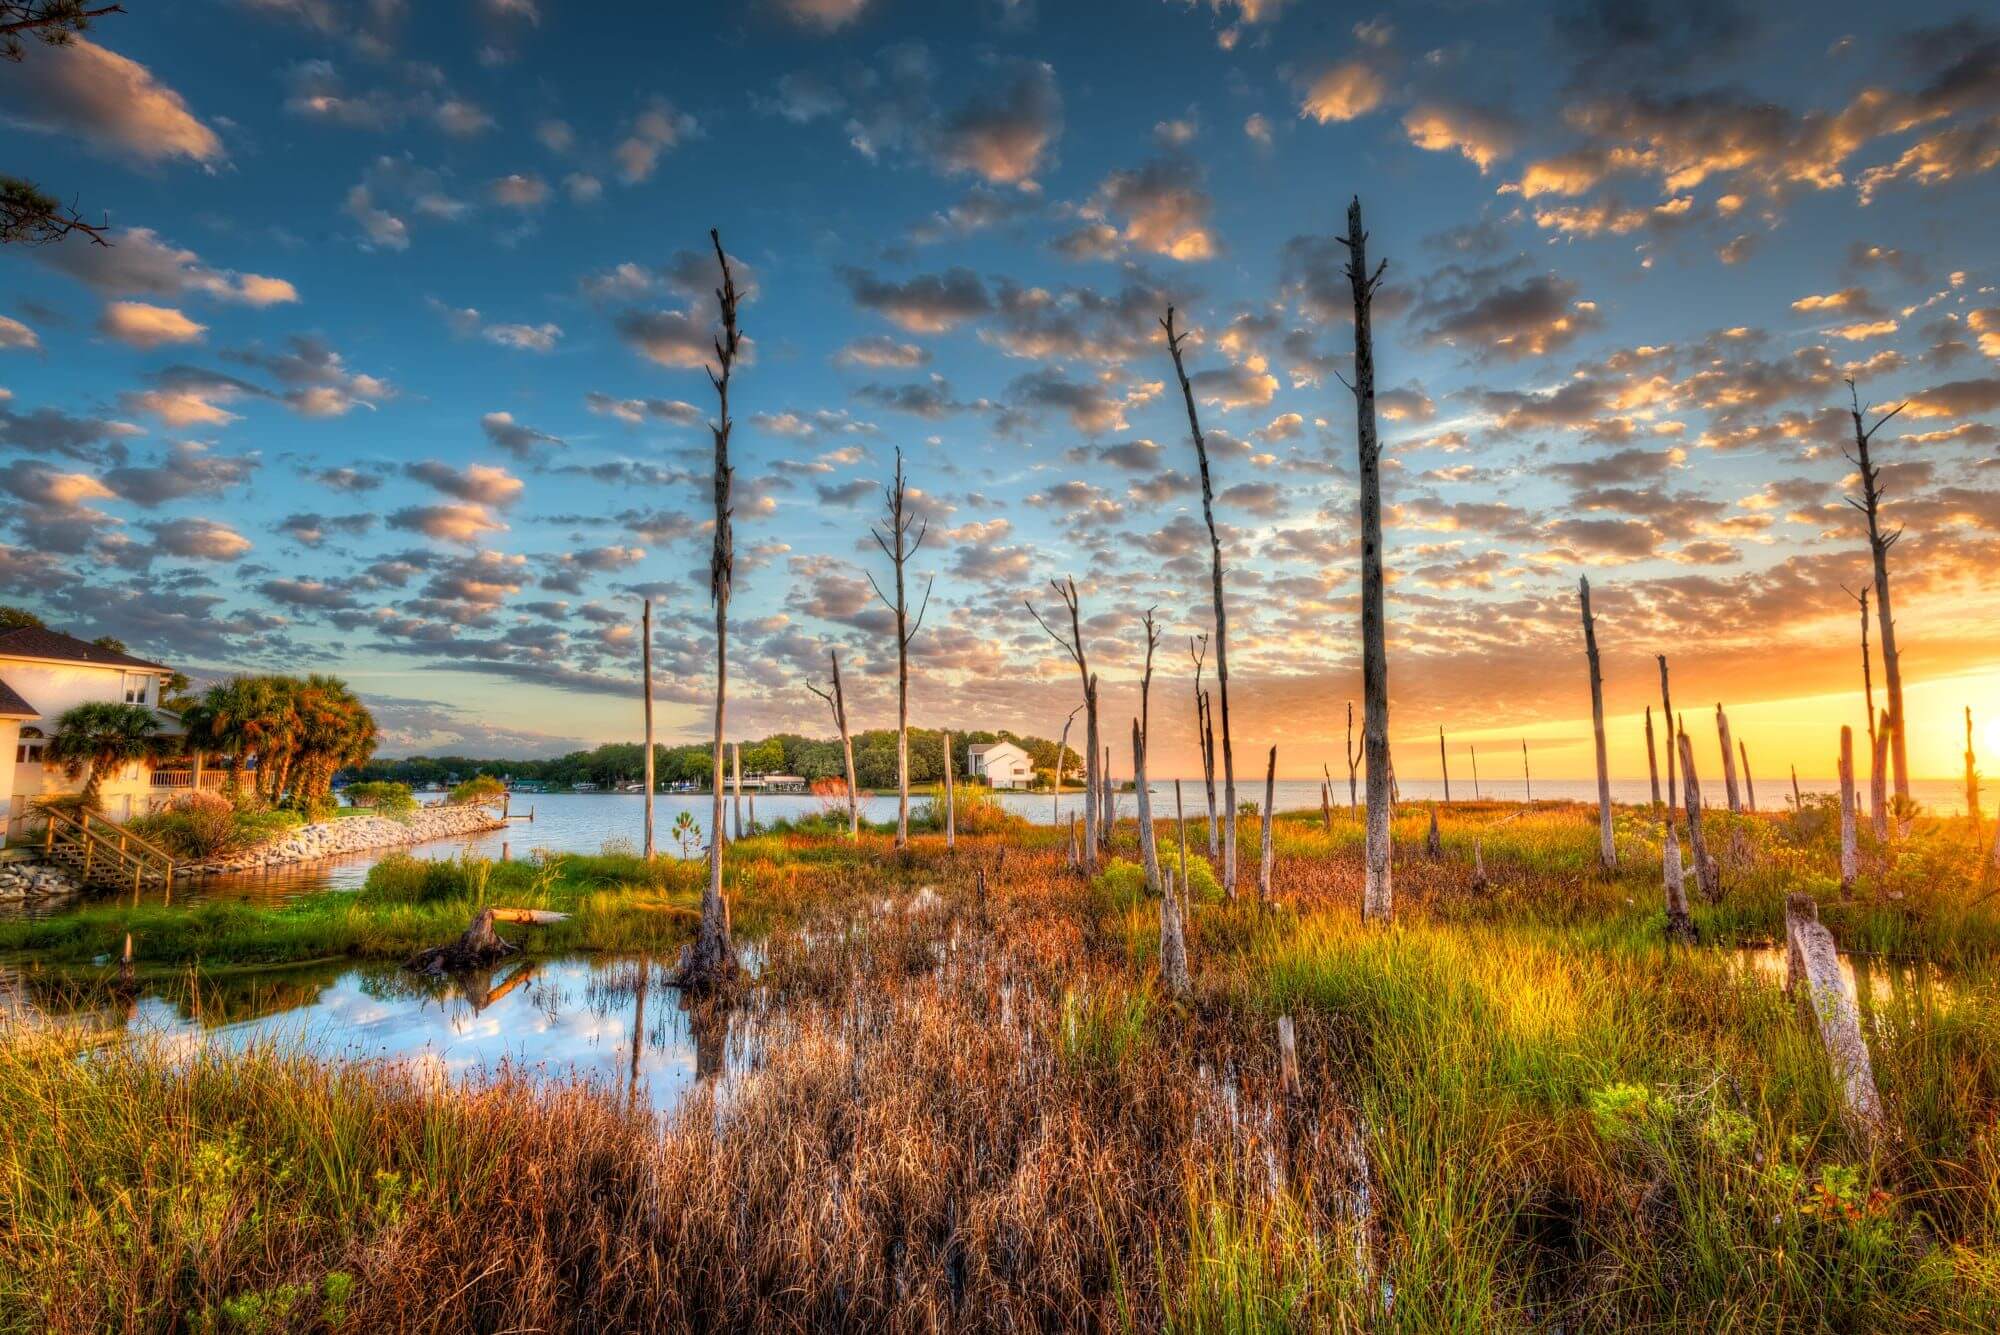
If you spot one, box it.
[0,676,38,719]
[0,627,172,672]
[968,741,1025,756]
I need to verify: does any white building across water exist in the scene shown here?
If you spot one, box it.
[966,740,1033,790]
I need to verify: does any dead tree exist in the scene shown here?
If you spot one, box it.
[1337,196,1394,925]
[1193,635,1220,857]
[1425,804,1442,858]
[1258,745,1277,903]
[1740,741,1757,813]
[1662,823,1695,945]
[1028,577,1098,869]
[1135,608,1162,894]
[1580,576,1616,872]
[1438,727,1451,803]
[867,447,934,851]
[1872,709,1891,841]
[943,730,956,852]
[1521,738,1531,804]
[678,228,742,993]
[804,649,860,838]
[1847,585,1882,825]
[642,598,656,859]
[1678,725,1720,902]
[1346,701,1362,809]
[1716,704,1742,813]
[1161,778,1191,999]
[1657,655,1677,822]
[1839,725,1858,895]
[1052,702,1081,829]
[1469,744,1480,800]
[1163,308,1239,895]
[1843,378,1911,816]
[731,741,743,841]
[1644,706,1662,808]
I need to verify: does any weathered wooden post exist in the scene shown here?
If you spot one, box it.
[1678,727,1719,901]
[1346,701,1362,810]
[1645,707,1662,808]
[1657,655,1677,821]
[1425,804,1442,858]
[1839,726,1858,896]
[1784,892,1884,1141]
[1320,779,1332,832]
[1580,577,1616,872]
[1257,745,1276,903]
[1871,710,1890,841]
[1791,765,1803,812]
[1663,823,1694,944]
[1133,719,1159,893]
[1739,740,1757,813]
[1716,705,1742,813]
[642,598,655,859]
[943,730,956,852]
[1276,1015,1302,1102]
[1469,744,1480,800]
[1159,770,1191,1004]
[1521,738,1531,804]
[1438,727,1451,802]
[1471,838,1488,892]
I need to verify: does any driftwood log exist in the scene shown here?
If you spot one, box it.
[409,909,516,975]
[1784,893,1885,1141]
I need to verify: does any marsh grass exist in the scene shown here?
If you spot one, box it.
[3,802,1999,1329]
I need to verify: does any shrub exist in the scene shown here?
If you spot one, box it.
[449,775,508,807]
[344,781,416,815]
[129,793,303,860]
[360,853,495,905]
[911,782,1026,835]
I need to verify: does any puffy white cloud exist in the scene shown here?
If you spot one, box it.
[97,301,207,349]
[35,229,298,306]
[1,37,222,163]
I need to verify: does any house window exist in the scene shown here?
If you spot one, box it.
[16,726,43,766]
[123,674,150,705]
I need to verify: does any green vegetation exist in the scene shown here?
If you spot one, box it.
[3,801,1998,1329]
[346,725,1084,792]
[342,781,416,815]
[446,774,507,807]
[181,674,378,819]
[128,791,303,861]
[45,701,170,810]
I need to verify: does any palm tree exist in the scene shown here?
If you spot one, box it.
[289,675,376,809]
[46,701,170,811]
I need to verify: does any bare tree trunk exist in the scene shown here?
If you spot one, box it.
[731,741,742,842]
[1164,311,1238,896]
[833,653,858,838]
[1792,765,1803,811]
[1258,745,1276,904]
[869,449,934,852]
[1469,744,1480,800]
[1839,725,1858,895]
[1346,701,1361,810]
[1645,706,1661,808]
[1203,690,1220,856]
[1054,704,1079,831]
[1740,740,1757,813]
[1339,197,1394,926]
[1871,709,1890,841]
[1678,727,1719,902]
[1657,655,1677,823]
[1784,893,1884,1142]
[943,730,955,852]
[1521,738,1531,804]
[1580,576,1616,871]
[1853,586,1879,823]
[1662,822,1695,944]
[1137,612,1161,891]
[1438,727,1450,803]
[1425,804,1442,858]
[1846,379,1911,816]
[1320,778,1332,832]
[1968,707,1982,835]
[1716,705,1741,813]
[1101,743,1113,844]
[681,228,742,993]
[642,598,655,859]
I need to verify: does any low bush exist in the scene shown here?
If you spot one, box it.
[129,794,303,860]
[343,781,416,815]
[448,775,508,807]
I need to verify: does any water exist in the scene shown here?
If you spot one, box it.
[5,955,747,1113]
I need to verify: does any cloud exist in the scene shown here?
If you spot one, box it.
[836,335,931,368]
[1060,154,1216,261]
[1414,263,1602,361]
[0,461,116,509]
[770,0,871,29]
[488,173,550,207]
[1299,60,1388,124]
[1008,368,1139,434]
[0,316,40,351]
[0,403,142,460]
[229,336,392,416]
[1,37,223,163]
[145,517,252,562]
[97,301,206,349]
[1403,102,1520,172]
[35,228,298,306]
[387,503,509,543]
[935,61,1062,187]
[480,411,565,459]
[103,441,257,506]
[404,460,526,506]
[583,392,703,426]
[483,321,561,352]
[844,266,991,332]
[615,100,698,183]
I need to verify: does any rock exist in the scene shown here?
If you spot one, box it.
[181,803,510,875]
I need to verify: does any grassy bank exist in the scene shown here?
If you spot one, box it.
[3,801,1998,1329]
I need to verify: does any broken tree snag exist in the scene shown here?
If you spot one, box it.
[1027,577,1099,869]
[732,741,743,841]
[1276,1015,1302,1102]
[1438,727,1450,803]
[1258,744,1276,903]
[1471,838,1489,892]
[1784,893,1886,1141]
[682,227,743,996]
[1579,576,1616,872]
[943,730,956,852]
[1645,706,1662,808]
[408,908,518,976]
[1341,196,1394,927]
[805,649,860,839]
[867,448,933,851]
[1425,804,1442,859]
[1136,609,1163,893]
[1662,823,1695,945]
[1164,309,1239,898]
[1321,778,1332,832]
[1845,378,1912,820]
[1678,727,1721,902]
[1968,708,1982,839]
[1346,702,1362,809]
[1872,710,1891,841]
[1657,654,1678,822]
[1717,705,1742,813]
[1740,740,1757,814]
[1839,726,1859,896]
[1521,738,1531,804]
[1160,778,1191,1003]
[643,598,656,860]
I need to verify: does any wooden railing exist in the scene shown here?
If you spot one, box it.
[151,769,228,790]
[42,806,177,895]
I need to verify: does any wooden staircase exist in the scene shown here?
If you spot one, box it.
[41,807,178,896]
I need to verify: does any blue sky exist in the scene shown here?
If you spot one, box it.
[2,0,1997,776]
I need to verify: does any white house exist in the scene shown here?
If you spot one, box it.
[0,627,179,843]
[967,740,1034,790]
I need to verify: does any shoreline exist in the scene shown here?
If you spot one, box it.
[179,804,509,876]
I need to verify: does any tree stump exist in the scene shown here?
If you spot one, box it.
[1662,824,1695,945]
[1784,893,1884,1141]
[1425,805,1442,859]
[407,908,518,976]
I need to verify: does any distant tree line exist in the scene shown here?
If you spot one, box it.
[344,728,1080,792]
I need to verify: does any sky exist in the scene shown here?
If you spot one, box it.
[2,0,1998,783]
